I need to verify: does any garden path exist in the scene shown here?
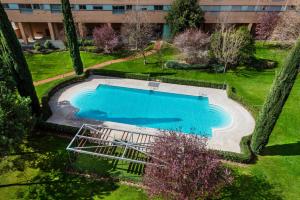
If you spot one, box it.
[33,41,162,86]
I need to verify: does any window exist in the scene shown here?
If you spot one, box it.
[126,5,132,10]
[79,5,87,10]
[50,4,61,13]
[112,6,125,14]
[32,4,43,9]
[19,4,32,13]
[154,5,163,10]
[93,5,103,10]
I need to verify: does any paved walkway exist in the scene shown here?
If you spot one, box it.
[33,41,162,86]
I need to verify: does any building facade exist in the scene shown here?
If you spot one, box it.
[2,0,298,44]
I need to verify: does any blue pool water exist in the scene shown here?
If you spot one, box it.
[71,84,231,137]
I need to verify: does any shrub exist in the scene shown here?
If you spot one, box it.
[0,83,34,154]
[164,60,208,69]
[93,25,120,53]
[166,0,204,36]
[44,40,54,49]
[33,42,42,51]
[144,132,233,200]
[237,27,255,65]
[78,38,94,47]
[174,29,210,65]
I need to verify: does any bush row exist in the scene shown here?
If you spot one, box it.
[215,135,255,163]
[41,73,88,120]
[91,69,226,90]
[227,85,258,116]
[37,121,79,136]
[164,60,209,69]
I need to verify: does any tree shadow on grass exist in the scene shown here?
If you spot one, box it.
[20,172,119,200]
[261,141,300,156]
[217,173,283,200]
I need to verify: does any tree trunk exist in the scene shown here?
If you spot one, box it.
[61,0,83,75]
[250,38,300,155]
[142,50,147,65]
[0,4,40,115]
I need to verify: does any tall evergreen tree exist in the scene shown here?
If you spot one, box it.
[250,39,300,154]
[0,3,40,114]
[61,0,83,75]
[166,0,204,36]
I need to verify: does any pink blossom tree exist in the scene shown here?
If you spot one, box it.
[255,13,279,40]
[93,25,120,53]
[143,132,233,200]
[271,12,300,42]
[173,29,210,64]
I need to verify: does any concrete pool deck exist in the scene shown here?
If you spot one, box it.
[47,75,255,153]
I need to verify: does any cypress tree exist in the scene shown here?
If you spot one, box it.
[0,3,40,114]
[61,0,83,75]
[250,39,300,154]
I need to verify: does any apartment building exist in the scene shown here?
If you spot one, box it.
[1,0,298,44]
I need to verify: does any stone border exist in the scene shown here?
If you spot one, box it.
[47,75,255,153]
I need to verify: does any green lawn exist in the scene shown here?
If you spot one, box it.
[1,42,299,199]
[25,51,122,81]
[99,43,300,199]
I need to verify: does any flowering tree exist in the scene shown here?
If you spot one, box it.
[143,132,233,200]
[271,12,300,42]
[93,25,120,53]
[174,29,210,64]
[255,13,279,40]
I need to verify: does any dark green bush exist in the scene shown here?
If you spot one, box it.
[251,58,277,70]
[165,60,209,69]
[216,135,255,163]
[44,40,54,49]
[78,38,94,47]
[41,74,88,120]
[165,60,189,69]
[237,27,256,65]
[37,121,79,136]
[33,42,42,51]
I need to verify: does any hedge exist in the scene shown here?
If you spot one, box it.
[91,69,226,89]
[37,121,79,136]
[40,69,255,163]
[215,135,254,163]
[227,85,257,116]
[41,73,88,120]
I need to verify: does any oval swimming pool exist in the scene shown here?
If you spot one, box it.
[70,84,231,137]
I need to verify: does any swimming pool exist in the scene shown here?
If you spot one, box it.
[70,84,231,137]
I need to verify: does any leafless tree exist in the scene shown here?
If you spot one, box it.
[121,11,156,64]
[174,29,210,64]
[271,11,300,42]
[210,25,245,72]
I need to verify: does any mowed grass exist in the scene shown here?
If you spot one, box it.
[0,135,147,200]
[25,51,121,81]
[5,42,299,199]
[94,42,300,199]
